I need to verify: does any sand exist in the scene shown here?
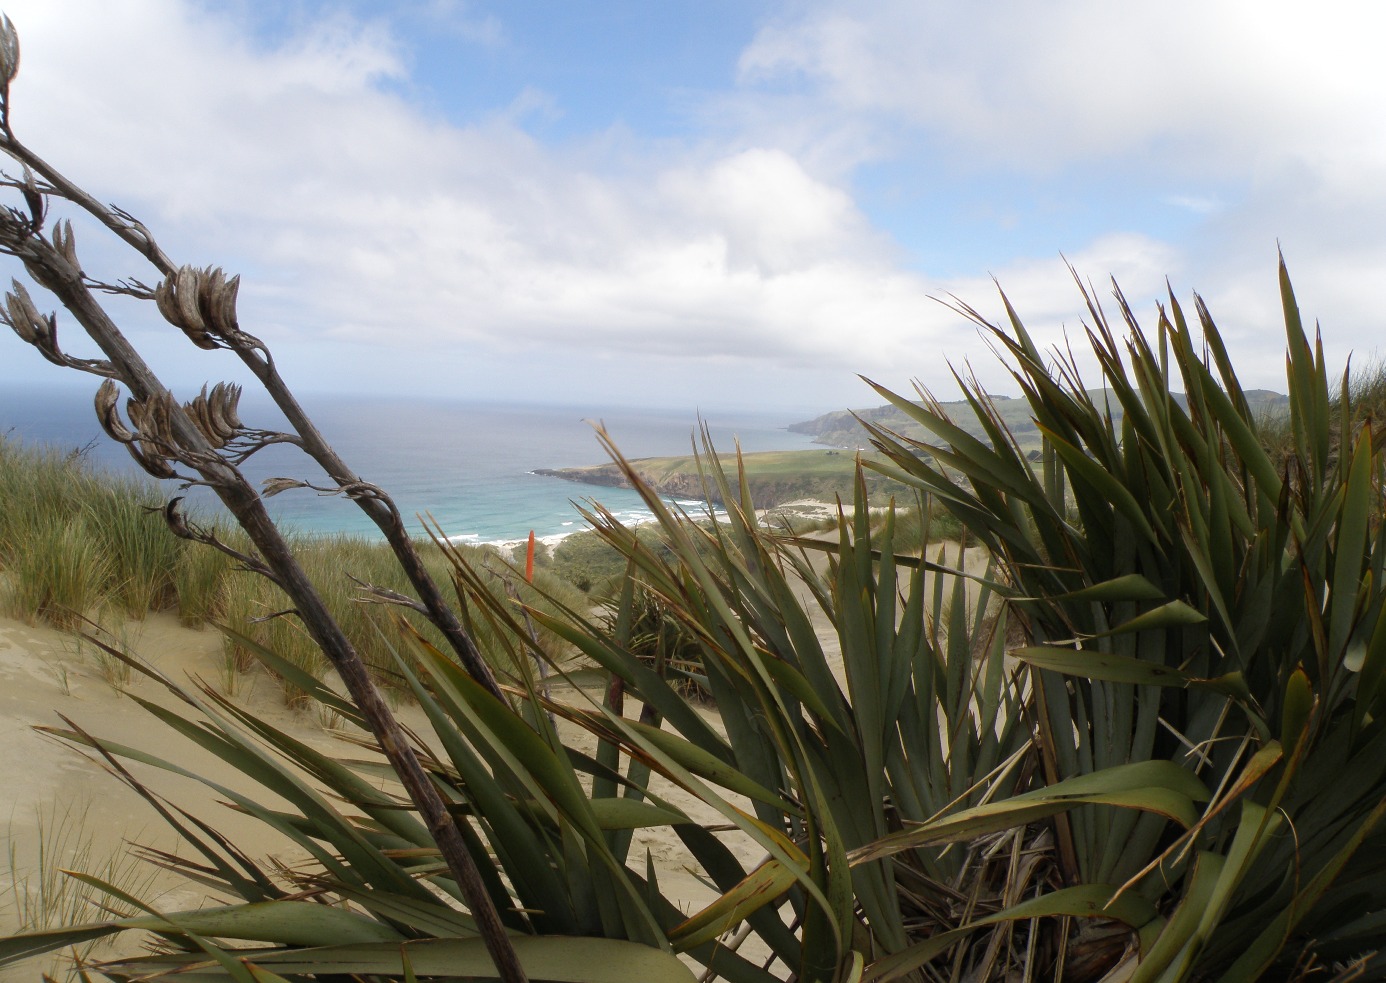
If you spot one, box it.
[0,611,771,979]
[0,539,992,980]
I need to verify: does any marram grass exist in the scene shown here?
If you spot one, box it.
[0,435,588,703]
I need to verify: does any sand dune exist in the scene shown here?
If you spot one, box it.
[0,539,990,979]
[0,612,762,979]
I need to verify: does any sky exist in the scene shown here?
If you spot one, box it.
[1,0,1384,417]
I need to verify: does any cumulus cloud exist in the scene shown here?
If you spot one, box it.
[730,0,1386,390]
[0,0,1379,411]
[0,2,953,400]
[738,0,1386,175]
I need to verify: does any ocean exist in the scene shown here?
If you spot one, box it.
[0,383,821,544]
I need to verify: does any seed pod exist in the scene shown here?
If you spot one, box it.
[198,387,229,448]
[261,477,308,498]
[193,388,224,444]
[123,392,181,478]
[175,266,216,348]
[19,167,42,231]
[137,393,161,441]
[206,382,242,441]
[195,267,223,334]
[4,296,35,343]
[124,396,148,435]
[212,273,241,336]
[183,387,223,449]
[0,15,19,87]
[94,380,135,443]
[220,383,244,429]
[127,440,177,480]
[160,497,192,539]
[153,276,182,328]
[4,280,47,345]
[155,391,179,445]
[50,220,79,271]
[130,391,175,446]
[153,266,219,349]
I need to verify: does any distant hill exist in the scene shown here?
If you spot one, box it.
[535,448,911,509]
[536,389,1291,510]
[789,389,1290,454]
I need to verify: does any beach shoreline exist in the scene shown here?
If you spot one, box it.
[457,497,841,554]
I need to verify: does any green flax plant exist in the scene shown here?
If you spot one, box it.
[516,436,1214,982]
[397,444,1029,980]
[853,260,1386,979]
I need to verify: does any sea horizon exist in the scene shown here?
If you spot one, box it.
[0,384,824,546]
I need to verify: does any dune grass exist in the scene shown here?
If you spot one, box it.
[1,441,122,628]
[2,797,164,976]
[217,530,589,705]
[3,516,112,631]
[0,436,240,630]
[0,435,588,705]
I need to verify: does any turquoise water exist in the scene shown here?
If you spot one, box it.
[0,385,820,543]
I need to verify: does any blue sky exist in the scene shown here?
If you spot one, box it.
[2,1,1384,416]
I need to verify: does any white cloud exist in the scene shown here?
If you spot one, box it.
[0,0,1379,414]
[738,1,1386,176]
[422,0,505,47]
[1165,195,1224,216]
[728,0,1386,397]
[0,2,952,398]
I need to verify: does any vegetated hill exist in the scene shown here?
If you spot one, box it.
[538,389,1291,508]
[536,449,912,509]
[790,389,1291,453]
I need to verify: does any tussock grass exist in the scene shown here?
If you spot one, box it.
[2,516,111,630]
[885,501,964,546]
[2,798,162,954]
[1256,357,1386,475]
[84,484,182,618]
[216,532,589,704]
[0,437,166,626]
[172,529,238,627]
[0,435,588,706]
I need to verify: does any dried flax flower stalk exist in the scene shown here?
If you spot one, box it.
[0,14,527,983]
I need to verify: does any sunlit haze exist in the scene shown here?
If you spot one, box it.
[2,1,1383,415]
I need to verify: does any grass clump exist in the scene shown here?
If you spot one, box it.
[2,797,163,977]
[2,515,111,630]
[0,434,589,705]
[171,530,237,627]
[0,437,185,626]
[553,526,655,594]
[216,531,589,705]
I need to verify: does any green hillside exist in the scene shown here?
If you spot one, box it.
[789,388,1291,454]
[540,390,1290,506]
[535,448,912,508]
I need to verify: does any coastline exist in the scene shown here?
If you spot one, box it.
[465,496,840,555]
[0,389,825,547]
